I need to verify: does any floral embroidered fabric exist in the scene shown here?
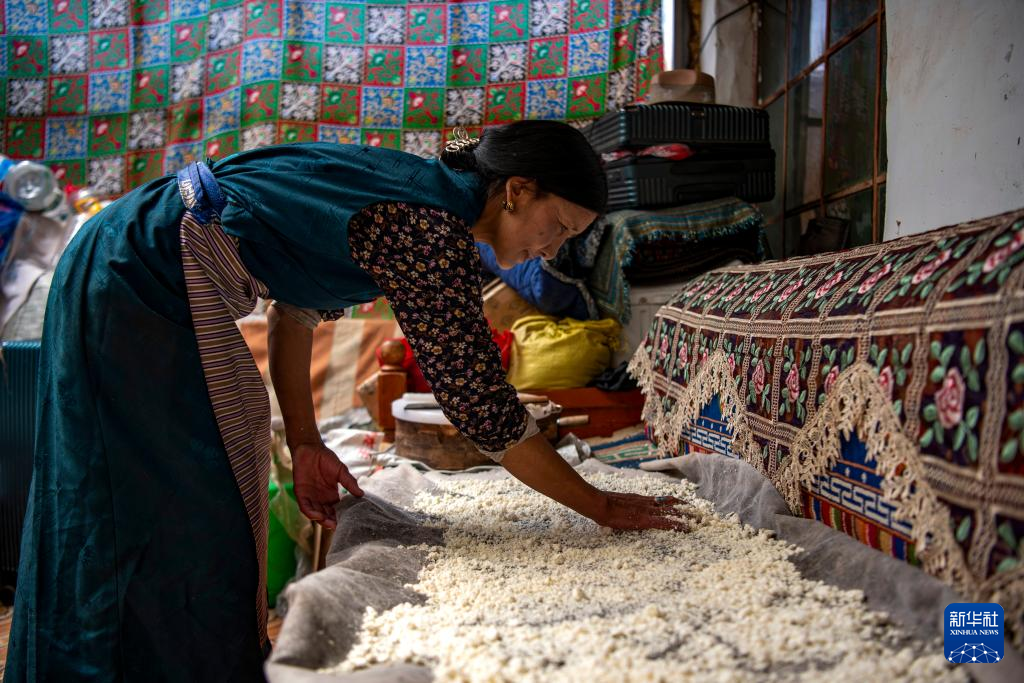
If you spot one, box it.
[347,201,528,456]
[630,207,1024,646]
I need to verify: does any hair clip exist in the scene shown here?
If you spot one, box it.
[444,127,478,154]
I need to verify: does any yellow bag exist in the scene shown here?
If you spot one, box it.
[507,315,622,390]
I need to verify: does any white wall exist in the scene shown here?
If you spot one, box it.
[700,0,758,106]
[885,0,1024,239]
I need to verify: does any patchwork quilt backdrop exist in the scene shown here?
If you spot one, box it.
[630,208,1024,645]
[2,0,662,198]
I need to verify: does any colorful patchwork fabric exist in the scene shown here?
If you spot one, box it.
[1,0,662,198]
[629,207,1024,645]
[587,197,765,325]
[587,424,659,468]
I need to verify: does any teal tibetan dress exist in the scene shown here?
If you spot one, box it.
[7,144,491,681]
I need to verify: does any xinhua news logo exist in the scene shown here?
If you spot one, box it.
[944,603,1004,664]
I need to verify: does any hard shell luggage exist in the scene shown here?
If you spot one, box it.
[605,147,776,210]
[584,102,770,155]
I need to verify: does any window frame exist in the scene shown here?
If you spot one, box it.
[756,0,887,256]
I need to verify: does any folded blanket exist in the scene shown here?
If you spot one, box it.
[588,198,765,324]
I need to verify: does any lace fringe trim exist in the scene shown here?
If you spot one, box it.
[629,347,1024,646]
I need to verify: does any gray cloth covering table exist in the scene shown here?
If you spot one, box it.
[266,458,1024,683]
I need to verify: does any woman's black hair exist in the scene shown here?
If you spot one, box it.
[440,120,607,215]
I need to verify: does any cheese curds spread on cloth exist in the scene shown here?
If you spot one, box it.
[326,472,965,682]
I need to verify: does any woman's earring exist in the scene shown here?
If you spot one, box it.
[502,200,515,213]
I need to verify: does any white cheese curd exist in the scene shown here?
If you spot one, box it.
[329,472,964,683]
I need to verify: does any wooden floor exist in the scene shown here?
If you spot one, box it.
[1,605,10,681]
[0,606,282,681]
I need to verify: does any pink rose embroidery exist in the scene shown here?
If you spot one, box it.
[749,280,774,302]
[752,362,766,395]
[983,230,1024,273]
[776,278,804,303]
[823,365,840,394]
[786,367,800,402]
[877,366,895,401]
[701,349,709,364]
[983,245,1012,273]
[723,284,745,302]
[815,271,845,300]
[935,367,966,429]
[703,282,723,301]
[660,336,670,357]
[911,249,951,285]
[858,262,892,294]
[727,355,736,374]
[678,343,688,366]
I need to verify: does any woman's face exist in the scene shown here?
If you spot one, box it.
[488,179,599,269]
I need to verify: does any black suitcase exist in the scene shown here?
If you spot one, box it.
[605,147,776,210]
[584,102,770,155]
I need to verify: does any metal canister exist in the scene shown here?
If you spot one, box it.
[1,161,63,212]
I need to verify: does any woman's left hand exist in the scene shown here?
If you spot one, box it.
[291,442,364,530]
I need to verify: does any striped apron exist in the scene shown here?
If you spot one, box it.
[177,161,272,647]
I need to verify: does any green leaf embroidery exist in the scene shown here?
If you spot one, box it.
[997,557,1020,573]
[968,371,981,392]
[998,521,1019,550]
[974,339,986,365]
[968,433,979,461]
[919,429,934,448]
[966,406,980,429]
[946,276,966,292]
[998,267,1011,286]
[953,423,967,450]
[930,366,946,383]
[1009,409,1024,432]
[779,402,787,418]
[934,422,944,445]
[931,341,942,360]
[920,282,934,298]
[799,389,807,403]
[901,343,913,365]
[956,516,972,542]
[1012,364,1024,384]
[870,344,879,361]
[1002,439,1019,463]
[893,399,903,417]
[828,347,837,363]
[783,360,792,373]
[960,347,972,374]
[878,348,888,367]
[940,345,955,367]
[844,347,855,366]
[923,404,939,422]
[896,368,907,385]
[967,271,980,286]
[995,234,1013,248]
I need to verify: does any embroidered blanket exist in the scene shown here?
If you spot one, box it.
[2,0,662,198]
[629,207,1024,645]
[588,198,765,324]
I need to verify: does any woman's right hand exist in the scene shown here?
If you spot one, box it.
[591,491,703,532]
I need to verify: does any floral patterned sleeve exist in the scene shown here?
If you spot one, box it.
[347,201,534,459]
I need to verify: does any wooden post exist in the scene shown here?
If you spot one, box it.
[376,339,407,441]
